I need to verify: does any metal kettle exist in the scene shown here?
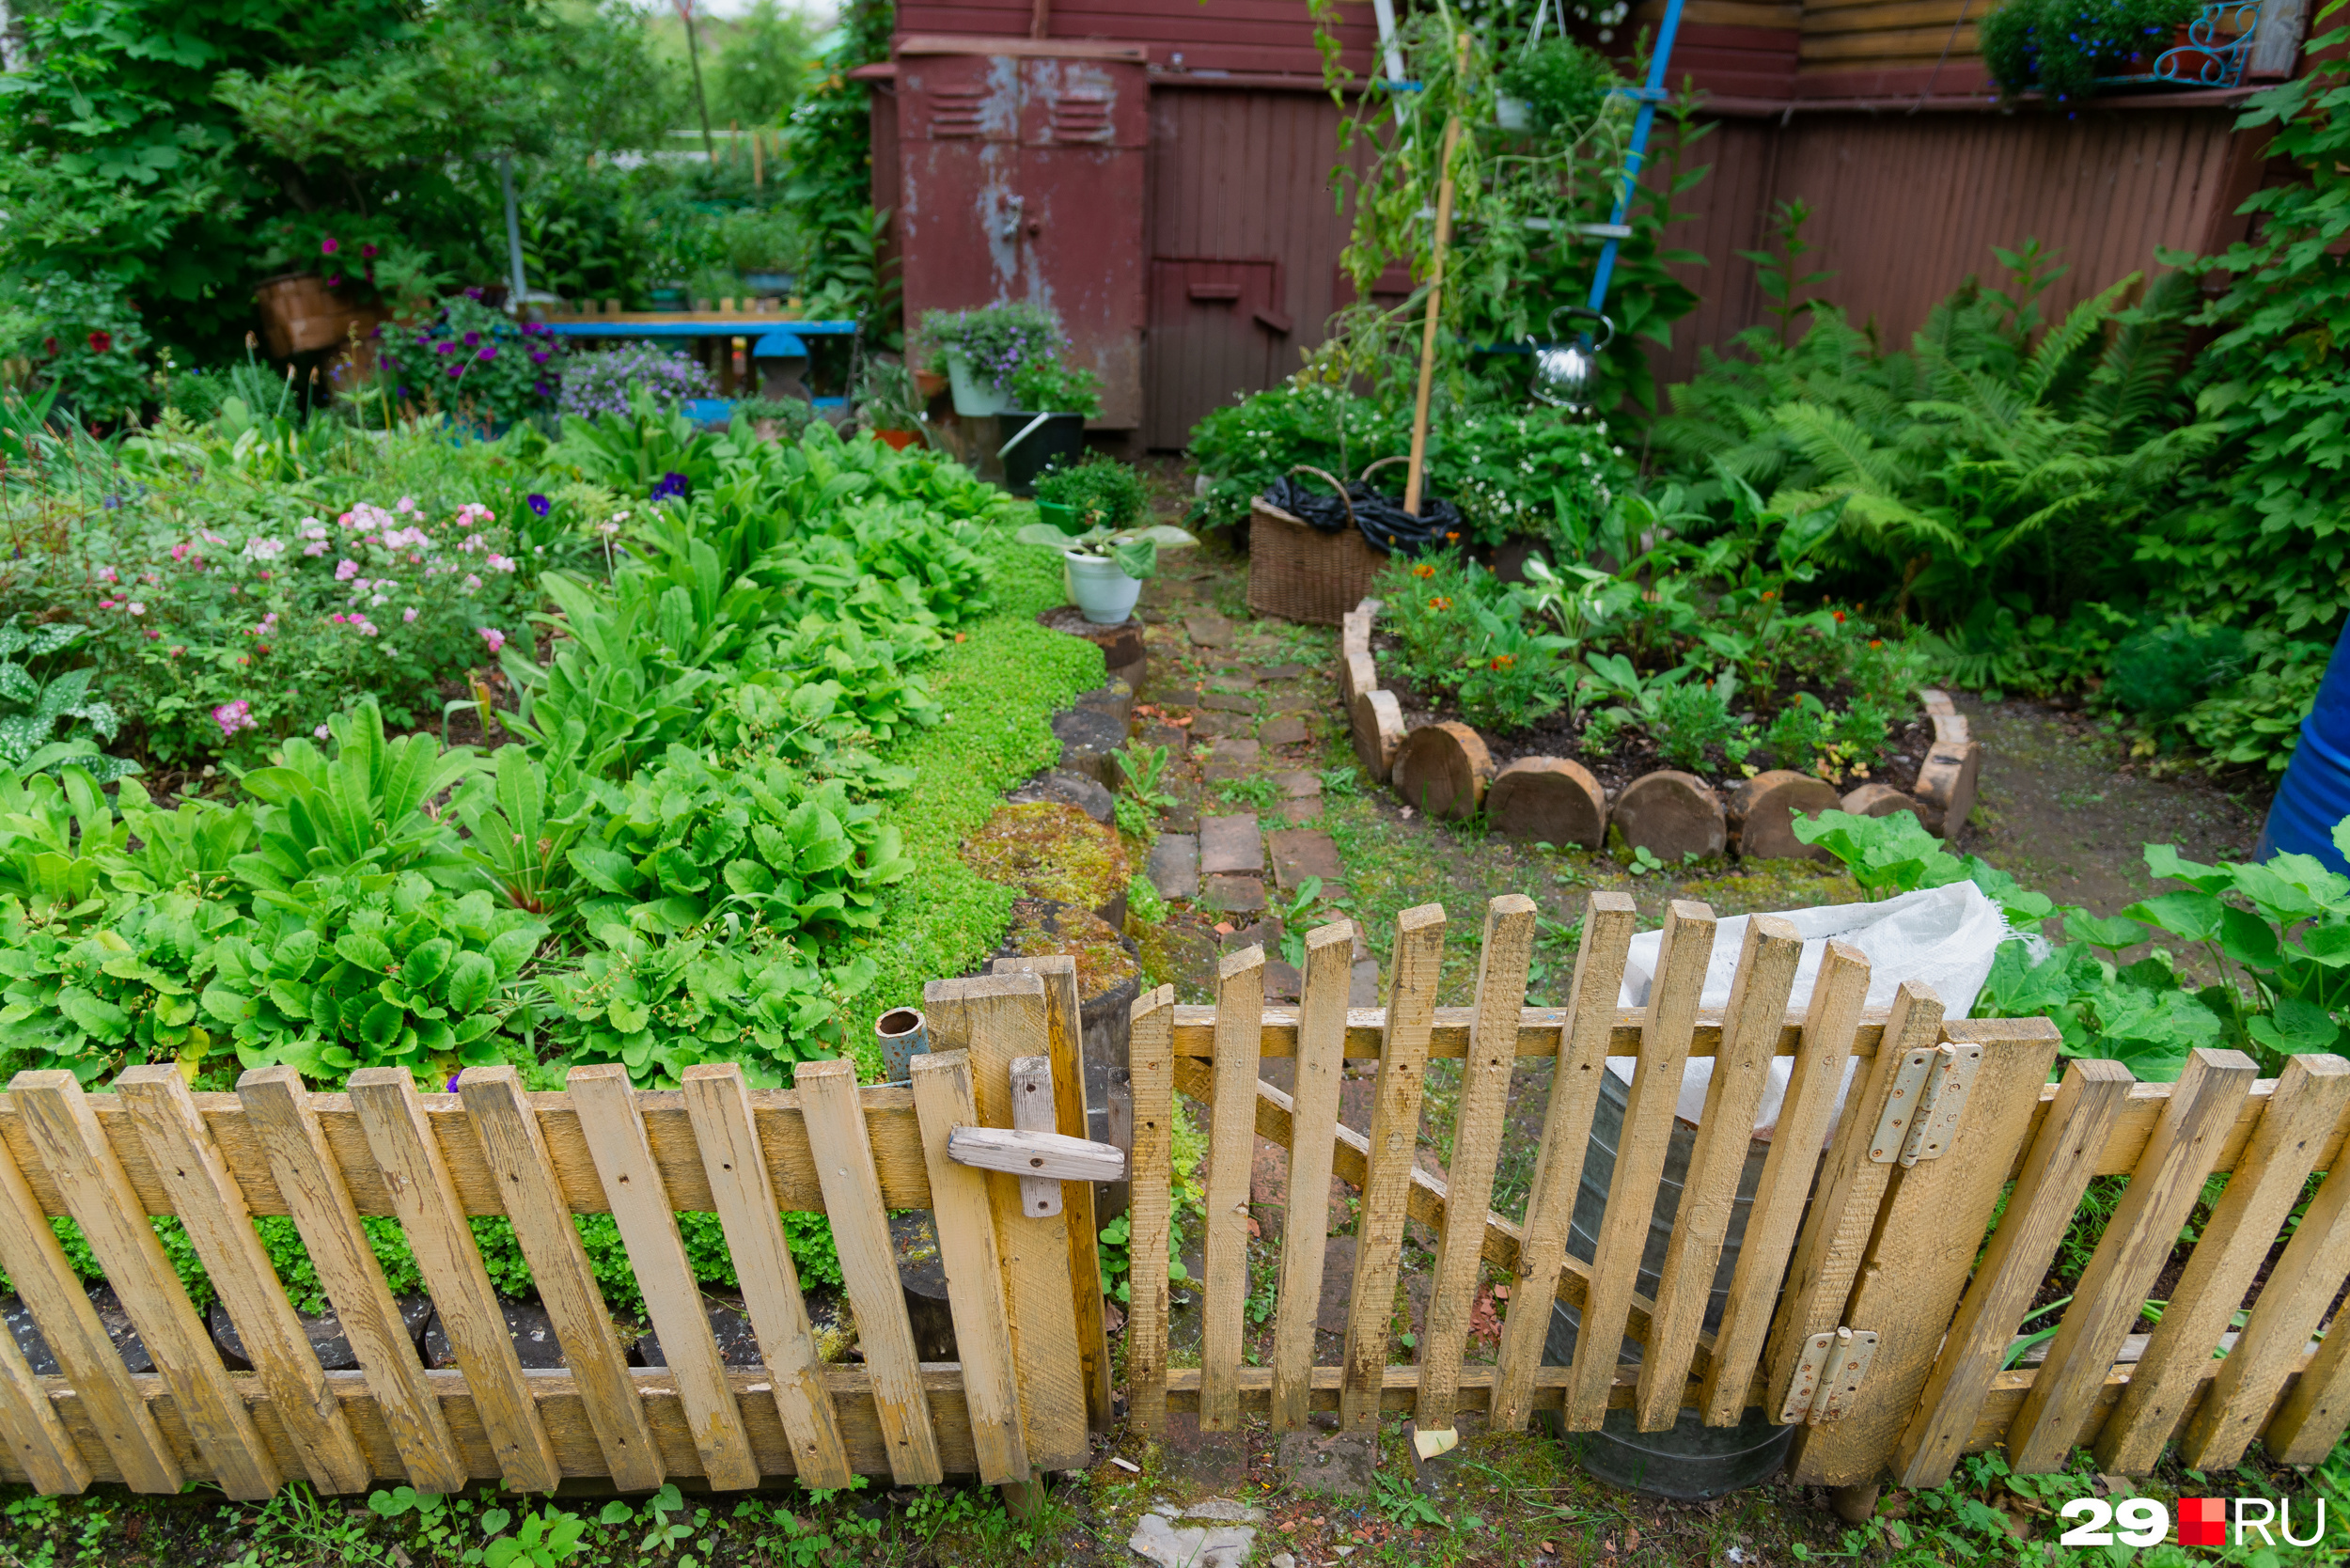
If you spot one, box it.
[1528,306,1615,411]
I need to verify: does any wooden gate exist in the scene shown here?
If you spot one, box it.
[1126,892,2350,1485]
[0,962,1110,1497]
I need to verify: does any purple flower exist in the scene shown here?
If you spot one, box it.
[650,471,690,502]
[447,365,463,378]
[526,494,551,517]
[463,332,480,347]
[321,236,340,256]
[437,342,457,355]
[212,699,257,739]
[478,346,496,362]
[529,351,548,365]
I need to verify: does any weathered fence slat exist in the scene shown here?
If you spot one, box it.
[2186,1081,2350,1469]
[1490,892,1637,1431]
[0,1112,177,1492]
[239,1066,468,1494]
[2098,1052,2350,1474]
[346,1068,560,1492]
[1125,985,1177,1437]
[1418,897,1537,1435]
[12,1070,281,1498]
[909,1050,1028,1485]
[1270,924,1355,1434]
[1202,946,1267,1432]
[2266,1271,2350,1464]
[460,1067,664,1492]
[1762,984,1944,1416]
[0,1270,86,1494]
[928,972,1089,1470]
[1893,1057,2134,1488]
[1703,942,1868,1423]
[569,1063,760,1491]
[2006,1046,2259,1473]
[1340,904,1448,1432]
[1642,916,1799,1432]
[117,1066,372,1495]
[798,1058,942,1485]
[1789,1022,2062,1486]
[1575,902,1714,1432]
[679,1062,852,1489]
[991,954,1111,1435]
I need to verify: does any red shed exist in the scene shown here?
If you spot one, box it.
[866,2,1384,448]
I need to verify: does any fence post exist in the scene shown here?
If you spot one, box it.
[1126,985,1177,1437]
[1201,947,1267,1432]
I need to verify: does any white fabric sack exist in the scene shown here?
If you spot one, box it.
[1605,881,2008,1140]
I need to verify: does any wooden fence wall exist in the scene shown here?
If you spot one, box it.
[1128,894,2350,1484]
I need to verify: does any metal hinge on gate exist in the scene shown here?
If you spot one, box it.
[1869,1042,1982,1165]
[1778,1327,1882,1425]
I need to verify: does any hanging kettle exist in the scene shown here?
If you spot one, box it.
[1528,306,1615,411]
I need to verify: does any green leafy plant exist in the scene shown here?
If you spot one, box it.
[854,358,926,437]
[1736,197,1836,344]
[1007,355,1103,419]
[484,1506,588,1568]
[1033,454,1149,530]
[1013,517,1197,582]
[0,619,138,782]
[1981,0,2201,104]
[917,301,1062,392]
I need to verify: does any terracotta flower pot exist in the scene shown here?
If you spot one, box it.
[874,429,920,451]
[915,368,948,400]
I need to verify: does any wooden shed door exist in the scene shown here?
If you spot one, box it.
[1144,257,1290,450]
[896,45,1148,430]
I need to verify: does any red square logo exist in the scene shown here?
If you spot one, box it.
[2179,1497,2227,1546]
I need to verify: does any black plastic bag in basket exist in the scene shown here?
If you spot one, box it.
[1260,474,1461,557]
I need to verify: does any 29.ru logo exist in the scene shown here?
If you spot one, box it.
[2060,1496,2330,1549]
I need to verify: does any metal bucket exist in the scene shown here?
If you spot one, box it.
[2254,619,2350,875]
[1538,1065,1796,1499]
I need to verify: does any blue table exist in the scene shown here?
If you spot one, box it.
[540,317,857,361]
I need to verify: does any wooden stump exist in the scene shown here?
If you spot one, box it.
[1485,757,1606,847]
[1729,769,1842,860]
[1341,651,1377,707]
[1914,740,1982,839]
[1841,782,1921,821]
[1389,722,1494,821]
[1351,689,1404,782]
[1609,770,1726,862]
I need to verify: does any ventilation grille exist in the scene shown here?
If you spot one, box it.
[1047,92,1113,143]
[928,87,984,138]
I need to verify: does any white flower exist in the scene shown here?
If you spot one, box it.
[243,537,286,561]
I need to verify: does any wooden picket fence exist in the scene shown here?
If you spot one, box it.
[1125,892,2350,1487]
[0,957,1111,1497]
[4,892,2344,1501]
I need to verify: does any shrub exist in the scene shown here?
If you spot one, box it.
[557,345,719,421]
[382,295,563,425]
[1034,455,1148,529]
[1980,0,2201,104]
[1655,682,1735,772]
[5,276,153,426]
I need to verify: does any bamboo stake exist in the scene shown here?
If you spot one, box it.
[1403,34,1470,519]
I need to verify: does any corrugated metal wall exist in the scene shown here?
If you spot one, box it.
[1646,105,2258,388]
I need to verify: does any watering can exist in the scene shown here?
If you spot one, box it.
[1528,306,1615,411]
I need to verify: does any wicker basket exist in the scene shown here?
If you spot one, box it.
[1247,496,1389,626]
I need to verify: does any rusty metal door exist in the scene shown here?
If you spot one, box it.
[1144,257,1290,449]
[896,43,1148,430]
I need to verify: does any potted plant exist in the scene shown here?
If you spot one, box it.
[855,359,928,450]
[919,302,1062,418]
[998,354,1101,494]
[1016,510,1199,625]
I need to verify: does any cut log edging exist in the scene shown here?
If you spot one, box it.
[1341,602,1982,855]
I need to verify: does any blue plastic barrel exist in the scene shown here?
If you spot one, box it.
[2254,619,2350,874]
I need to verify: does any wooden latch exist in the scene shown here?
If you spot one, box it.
[944,1054,1126,1218]
[1778,1327,1882,1425]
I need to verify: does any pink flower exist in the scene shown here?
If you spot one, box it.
[97,566,118,585]
[396,496,417,514]
[336,559,360,581]
[144,630,161,641]
[403,607,419,623]
[169,542,189,563]
[321,236,339,256]
[303,541,328,557]
[212,699,257,739]
[462,574,482,593]
[127,602,145,616]
[314,724,332,741]
[98,598,118,610]
[479,627,507,653]
[486,554,516,573]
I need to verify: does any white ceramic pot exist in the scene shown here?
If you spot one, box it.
[946,350,1014,418]
[1066,550,1142,625]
